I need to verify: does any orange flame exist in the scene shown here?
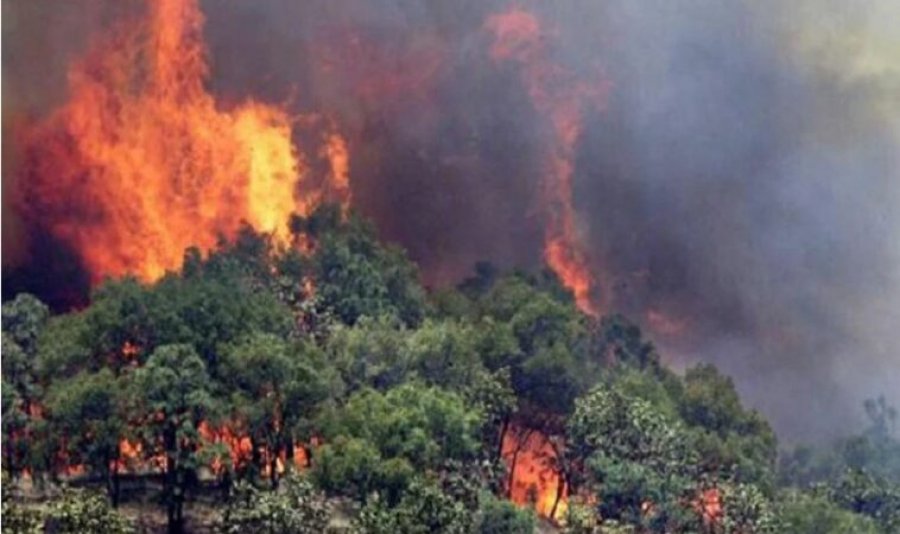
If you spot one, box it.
[696,487,723,526]
[321,131,352,211]
[485,8,610,316]
[17,0,347,284]
[501,423,568,521]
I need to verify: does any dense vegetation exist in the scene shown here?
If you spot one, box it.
[2,206,898,533]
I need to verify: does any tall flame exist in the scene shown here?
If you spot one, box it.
[502,423,568,521]
[17,0,345,283]
[485,8,609,316]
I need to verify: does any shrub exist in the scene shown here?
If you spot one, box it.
[219,473,332,534]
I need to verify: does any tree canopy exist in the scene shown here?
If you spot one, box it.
[3,206,896,533]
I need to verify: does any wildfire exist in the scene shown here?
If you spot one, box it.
[485,8,610,316]
[16,0,347,284]
[501,423,568,521]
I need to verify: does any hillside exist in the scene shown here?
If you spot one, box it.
[3,207,898,533]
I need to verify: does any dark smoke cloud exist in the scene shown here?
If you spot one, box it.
[571,0,899,441]
[3,0,898,442]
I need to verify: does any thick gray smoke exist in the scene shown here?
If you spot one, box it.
[3,0,898,442]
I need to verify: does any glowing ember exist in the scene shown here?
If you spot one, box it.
[16,0,347,284]
[501,423,568,521]
[485,8,610,316]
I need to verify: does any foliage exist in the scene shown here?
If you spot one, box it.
[563,499,602,534]
[314,383,482,501]
[325,315,411,393]
[4,214,893,533]
[299,207,427,327]
[2,294,49,477]
[219,333,332,485]
[475,492,536,534]
[41,487,134,534]
[353,478,472,534]
[219,473,332,534]
[1,479,132,534]
[567,386,700,530]
[129,344,222,532]
[718,482,777,533]
[679,364,777,487]
[775,491,880,534]
[826,469,900,532]
[44,369,126,502]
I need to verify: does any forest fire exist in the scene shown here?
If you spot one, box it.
[4,1,897,533]
[14,0,345,284]
[501,423,568,521]
[485,8,609,316]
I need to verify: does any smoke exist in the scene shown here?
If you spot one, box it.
[3,0,899,442]
[572,0,900,441]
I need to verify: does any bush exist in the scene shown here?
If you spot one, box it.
[776,491,879,534]
[219,474,332,534]
[1,485,133,534]
[353,478,471,534]
[719,482,776,534]
[475,493,535,534]
[42,488,133,533]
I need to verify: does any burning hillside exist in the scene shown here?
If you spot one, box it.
[4,0,900,487]
[3,2,900,532]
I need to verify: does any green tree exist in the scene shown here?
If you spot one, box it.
[45,369,127,505]
[314,383,482,502]
[828,469,900,532]
[567,386,699,531]
[678,364,777,487]
[477,274,591,415]
[595,314,659,369]
[2,293,50,478]
[129,344,221,534]
[719,482,777,533]
[219,334,332,487]
[301,207,426,327]
[776,491,879,534]
[326,315,410,393]
[2,293,50,357]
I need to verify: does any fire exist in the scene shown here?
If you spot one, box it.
[696,487,723,526]
[16,0,347,284]
[321,131,352,211]
[485,8,610,316]
[501,423,568,521]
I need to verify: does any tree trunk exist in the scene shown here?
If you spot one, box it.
[550,469,565,520]
[106,459,121,508]
[286,436,295,468]
[506,428,533,498]
[496,418,509,463]
[164,425,184,534]
[269,454,279,490]
[549,439,566,520]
